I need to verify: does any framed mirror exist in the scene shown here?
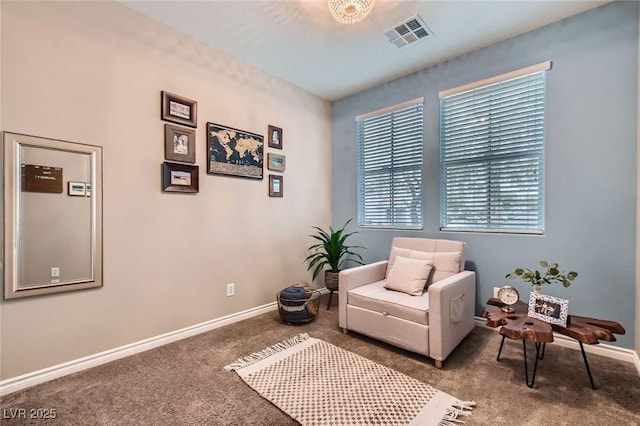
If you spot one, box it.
[3,132,103,299]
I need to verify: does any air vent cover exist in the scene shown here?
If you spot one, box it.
[384,15,431,48]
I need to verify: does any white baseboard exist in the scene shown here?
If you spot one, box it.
[0,287,331,397]
[0,301,279,396]
[474,317,640,377]
[4,295,632,396]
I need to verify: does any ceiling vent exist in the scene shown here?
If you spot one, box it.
[384,15,431,48]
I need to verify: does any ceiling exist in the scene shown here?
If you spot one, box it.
[121,0,611,101]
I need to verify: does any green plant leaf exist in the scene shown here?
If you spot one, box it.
[305,218,363,277]
[305,255,324,270]
[311,262,326,280]
[507,261,577,288]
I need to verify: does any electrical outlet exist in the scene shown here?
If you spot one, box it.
[51,267,60,278]
[493,286,501,298]
[226,283,235,297]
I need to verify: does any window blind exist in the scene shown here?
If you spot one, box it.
[439,68,547,233]
[357,99,424,229]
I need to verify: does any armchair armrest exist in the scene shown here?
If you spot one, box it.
[338,261,388,328]
[428,270,476,362]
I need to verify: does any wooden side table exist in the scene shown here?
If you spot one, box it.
[482,298,625,389]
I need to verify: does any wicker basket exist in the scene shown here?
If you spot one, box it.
[276,285,321,324]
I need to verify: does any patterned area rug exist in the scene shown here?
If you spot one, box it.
[224,334,475,426]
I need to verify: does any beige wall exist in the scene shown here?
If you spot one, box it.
[0,1,332,379]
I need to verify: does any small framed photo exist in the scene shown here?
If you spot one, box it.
[161,91,198,128]
[267,153,286,172]
[269,174,283,197]
[528,293,569,327]
[268,125,283,149]
[162,162,199,193]
[68,181,86,196]
[165,124,196,163]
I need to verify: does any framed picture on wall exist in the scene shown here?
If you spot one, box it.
[161,91,198,128]
[164,124,196,163]
[268,125,283,149]
[207,122,263,179]
[269,174,283,197]
[162,162,199,193]
[267,153,286,172]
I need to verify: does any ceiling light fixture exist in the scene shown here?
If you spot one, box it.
[328,0,375,25]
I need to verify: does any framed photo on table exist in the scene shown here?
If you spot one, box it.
[161,91,198,128]
[162,162,199,193]
[528,293,569,327]
[164,124,196,163]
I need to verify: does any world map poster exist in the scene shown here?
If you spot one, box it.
[207,122,264,179]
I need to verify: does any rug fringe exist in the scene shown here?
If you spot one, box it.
[438,400,476,425]
[223,333,310,371]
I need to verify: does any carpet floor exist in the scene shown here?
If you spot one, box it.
[1,294,639,425]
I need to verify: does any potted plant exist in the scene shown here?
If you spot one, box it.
[304,219,364,292]
[506,261,578,294]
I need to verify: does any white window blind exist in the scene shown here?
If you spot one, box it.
[357,99,424,229]
[439,63,549,233]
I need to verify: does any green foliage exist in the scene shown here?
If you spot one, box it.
[304,219,364,281]
[506,261,578,288]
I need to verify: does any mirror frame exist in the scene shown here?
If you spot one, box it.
[3,132,103,299]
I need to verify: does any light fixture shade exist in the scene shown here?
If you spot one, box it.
[328,0,375,24]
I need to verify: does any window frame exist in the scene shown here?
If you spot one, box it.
[356,97,425,230]
[438,62,550,234]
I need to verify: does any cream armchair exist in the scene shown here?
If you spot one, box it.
[338,237,476,368]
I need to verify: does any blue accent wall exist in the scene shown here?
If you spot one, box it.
[331,1,639,349]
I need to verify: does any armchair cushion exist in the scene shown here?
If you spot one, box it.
[384,256,434,296]
[386,248,462,286]
[348,280,430,325]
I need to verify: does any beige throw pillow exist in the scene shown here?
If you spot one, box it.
[384,256,434,296]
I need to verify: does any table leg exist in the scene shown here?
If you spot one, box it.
[537,341,546,360]
[579,341,596,390]
[497,335,506,361]
[523,341,545,388]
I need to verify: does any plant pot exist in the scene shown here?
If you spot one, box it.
[533,284,542,295]
[325,271,339,292]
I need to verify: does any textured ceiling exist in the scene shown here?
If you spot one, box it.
[122,0,610,101]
